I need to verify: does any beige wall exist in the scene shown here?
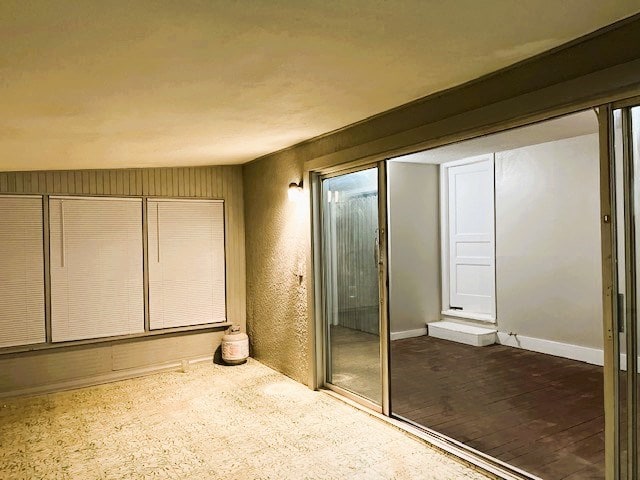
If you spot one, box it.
[243,152,310,384]
[388,162,441,334]
[0,166,246,395]
[495,133,603,348]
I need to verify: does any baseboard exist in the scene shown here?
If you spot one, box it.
[0,355,214,398]
[496,332,603,366]
[390,328,428,341]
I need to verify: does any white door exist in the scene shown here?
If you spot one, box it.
[447,155,495,318]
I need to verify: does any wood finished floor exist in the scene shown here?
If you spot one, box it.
[391,335,604,480]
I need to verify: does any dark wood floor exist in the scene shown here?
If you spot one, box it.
[391,335,604,480]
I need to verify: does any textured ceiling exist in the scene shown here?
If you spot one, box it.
[2,1,639,171]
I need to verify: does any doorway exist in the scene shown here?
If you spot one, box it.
[312,101,640,479]
[319,166,386,407]
[387,109,604,479]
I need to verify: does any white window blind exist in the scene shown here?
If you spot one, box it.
[49,197,144,342]
[147,199,226,329]
[0,196,45,348]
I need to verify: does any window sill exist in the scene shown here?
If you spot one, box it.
[441,309,495,323]
[0,322,232,356]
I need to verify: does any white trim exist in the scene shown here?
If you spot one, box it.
[439,155,495,168]
[441,309,496,323]
[0,355,214,398]
[440,161,448,313]
[390,327,427,341]
[496,332,604,366]
[494,332,640,371]
[440,154,497,321]
[440,161,449,314]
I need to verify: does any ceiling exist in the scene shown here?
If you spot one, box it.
[392,109,598,165]
[2,1,639,172]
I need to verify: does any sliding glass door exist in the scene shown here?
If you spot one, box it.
[311,99,640,479]
[612,102,640,479]
[319,166,386,407]
[387,110,607,479]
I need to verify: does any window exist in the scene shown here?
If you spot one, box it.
[0,195,45,347]
[49,197,144,342]
[147,199,226,329]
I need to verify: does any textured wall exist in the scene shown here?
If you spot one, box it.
[0,165,246,395]
[243,152,309,384]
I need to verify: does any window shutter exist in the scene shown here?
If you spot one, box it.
[147,199,226,329]
[0,196,45,347]
[49,197,144,342]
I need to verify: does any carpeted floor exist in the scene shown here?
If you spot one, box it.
[0,359,488,480]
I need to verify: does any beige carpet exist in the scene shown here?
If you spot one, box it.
[0,359,488,480]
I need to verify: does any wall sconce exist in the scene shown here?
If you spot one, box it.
[288,181,303,201]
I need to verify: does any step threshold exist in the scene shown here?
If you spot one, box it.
[427,321,497,347]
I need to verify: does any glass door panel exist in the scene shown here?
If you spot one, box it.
[613,103,640,479]
[321,167,381,405]
[633,107,640,480]
[387,110,606,478]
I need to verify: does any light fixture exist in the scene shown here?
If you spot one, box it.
[288,181,303,201]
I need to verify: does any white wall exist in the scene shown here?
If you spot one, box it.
[495,133,603,349]
[388,162,441,336]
